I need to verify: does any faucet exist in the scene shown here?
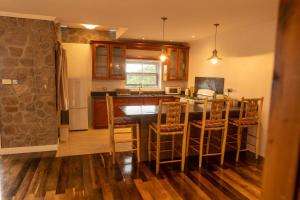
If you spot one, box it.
[138,83,143,95]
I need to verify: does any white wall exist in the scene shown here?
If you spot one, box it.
[188,21,277,156]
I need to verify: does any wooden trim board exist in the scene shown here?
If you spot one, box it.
[0,144,58,155]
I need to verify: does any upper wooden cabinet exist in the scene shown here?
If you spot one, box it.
[164,48,189,81]
[92,40,189,81]
[92,43,126,80]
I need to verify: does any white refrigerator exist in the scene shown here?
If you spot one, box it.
[68,79,89,131]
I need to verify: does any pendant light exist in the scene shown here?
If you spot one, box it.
[160,17,168,62]
[208,23,222,65]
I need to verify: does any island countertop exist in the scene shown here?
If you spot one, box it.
[120,104,240,117]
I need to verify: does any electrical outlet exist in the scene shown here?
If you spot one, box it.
[12,80,18,84]
[2,79,12,85]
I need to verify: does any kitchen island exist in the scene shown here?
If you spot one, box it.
[91,91,182,128]
[120,104,241,161]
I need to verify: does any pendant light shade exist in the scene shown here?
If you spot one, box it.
[160,17,168,62]
[160,48,167,62]
[208,24,222,65]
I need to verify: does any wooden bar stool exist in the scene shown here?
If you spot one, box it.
[148,100,189,175]
[186,97,230,168]
[229,97,264,162]
[106,96,140,164]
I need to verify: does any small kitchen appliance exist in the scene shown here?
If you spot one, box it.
[165,87,181,95]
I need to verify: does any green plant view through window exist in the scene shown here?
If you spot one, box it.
[126,60,160,87]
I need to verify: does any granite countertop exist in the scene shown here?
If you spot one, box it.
[120,104,240,117]
[91,91,183,98]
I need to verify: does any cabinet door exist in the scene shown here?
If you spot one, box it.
[93,98,108,129]
[167,48,178,80]
[160,96,175,102]
[143,97,159,105]
[93,44,109,79]
[110,45,126,79]
[178,48,188,80]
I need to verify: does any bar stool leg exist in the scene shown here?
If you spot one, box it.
[236,127,242,162]
[156,133,161,175]
[206,130,211,154]
[112,131,116,164]
[255,123,261,159]
[186,123,191,157]
[131,126,134,152]
[148,126,152,162]
[109,126,113,156]
[136,123,140,163]
[171,135,175,160]
[181,131,188,172]
[199,128,205,168]
[221,125,228,166]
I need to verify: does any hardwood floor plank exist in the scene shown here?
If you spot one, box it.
[199,168,249,200]
[67,156,84,190]
[189,171,231,200]
[160,165,206,200]
[56,157,70,194]
[158,178,183,200]
[13,157,41,200]
[27,155,54,197]
[0,152,263,200]
[1,155,29,197]
[214,169,260,199]
[134,179,154,200]
[224,165,262,187]
[121,179,143,200]
[102,183,114,200]
[45,157,62,192]
[178,172,211,200]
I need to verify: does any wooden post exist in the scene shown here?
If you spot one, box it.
[261,0,300,199]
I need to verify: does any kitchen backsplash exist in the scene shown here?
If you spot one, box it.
[92,80,188,91]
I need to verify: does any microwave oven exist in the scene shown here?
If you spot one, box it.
[165,87,181,95]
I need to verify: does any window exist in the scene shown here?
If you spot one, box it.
[125,60,160,87]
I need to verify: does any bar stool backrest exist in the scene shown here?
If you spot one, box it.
[201,97,230,128]
[106,96,114,128]
[157,100,189,132]
[239,97,264,122]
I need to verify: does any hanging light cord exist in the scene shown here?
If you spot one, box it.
[214,24,219,50]
[163,19,165,41]
[161,17,167,41]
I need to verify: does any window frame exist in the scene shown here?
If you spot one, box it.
[125,60,160,88]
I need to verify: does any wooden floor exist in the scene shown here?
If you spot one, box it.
[0,151,263,200]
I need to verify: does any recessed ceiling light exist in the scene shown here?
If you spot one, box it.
[81,24,98,29]
[192,35,196,38]
[142,37,145,40]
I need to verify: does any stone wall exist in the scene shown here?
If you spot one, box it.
[0,16,57,148]
[61,27,116,43]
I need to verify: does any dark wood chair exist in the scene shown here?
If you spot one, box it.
[186,97,230,168]
[229,97,264,161]
[106,96,140,164]
[148,100,189,175]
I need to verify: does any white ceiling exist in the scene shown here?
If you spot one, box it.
[0,0,279,42]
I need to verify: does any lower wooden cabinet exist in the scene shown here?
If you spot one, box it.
[93,96,179,129]
[143,97,159,105]
[93,97,108,129]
